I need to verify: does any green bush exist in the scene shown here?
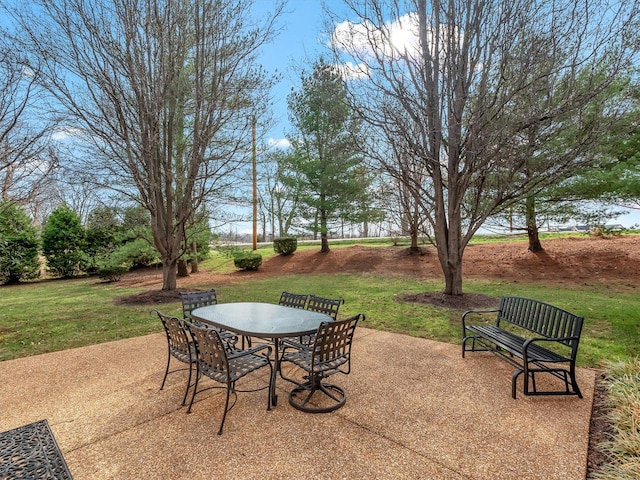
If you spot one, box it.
[273,237,298,255]
[233,251,262,270]
[0,202,41,284]
[41,205,88,278]
[111,238,160,268]
[97,264,129,282]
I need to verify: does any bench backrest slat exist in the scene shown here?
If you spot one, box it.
[497,296,583,352]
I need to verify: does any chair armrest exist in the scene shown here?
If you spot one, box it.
[280,338,309,351]
[228,343,272,360]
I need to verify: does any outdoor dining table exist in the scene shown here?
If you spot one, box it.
[190,302,332,407]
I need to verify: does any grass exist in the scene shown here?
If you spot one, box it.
[2,252,639,366]
[591,357,640,480]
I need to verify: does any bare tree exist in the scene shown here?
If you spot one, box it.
[5,0,283,289]
[256,149,303,239]
[328,0,640,295]
[0,34,58,207]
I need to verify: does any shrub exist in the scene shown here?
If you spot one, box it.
[273,237,298,255]
[111,238,160,269]
[0,202,41,284]
[97,264,129,282]
[41,205,88,278]
[233,251,262,270]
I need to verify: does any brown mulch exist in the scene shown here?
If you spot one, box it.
[114,289,182,306]
[114,235,640,476]
[587,374,614,476]
[397,291,499,309]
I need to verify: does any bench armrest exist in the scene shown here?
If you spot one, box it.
[462,308,499,330]
[522,336,580,360]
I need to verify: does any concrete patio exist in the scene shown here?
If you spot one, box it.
[0,327,595,479]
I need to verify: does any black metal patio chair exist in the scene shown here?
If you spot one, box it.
[280,313,363,413]
[306,294,344,320]
[179,289,239,349]
[154,310,196,406]
[184,321,274,435]
[290,294,345,347]
[278,291,309,309]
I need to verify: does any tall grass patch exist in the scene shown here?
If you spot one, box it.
[591,357,640,479]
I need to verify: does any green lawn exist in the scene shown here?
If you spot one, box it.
[1,242,638,366]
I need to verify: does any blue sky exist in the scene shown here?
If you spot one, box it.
[249,0,640,230]
[251,0,330,146]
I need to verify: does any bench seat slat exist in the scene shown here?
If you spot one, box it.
[466,325,568,363]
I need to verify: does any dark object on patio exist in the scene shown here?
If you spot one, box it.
[0,419,73,479]
[306,294,344,320]
[154,310,195,406]
[281,314,363,413]
[278,291,309,309]
[462,296,584,399]
[278,292,310,346]
[296,294,346,347]
[180,288,218,316]
[184,322,273,435]
[179,289,238,348]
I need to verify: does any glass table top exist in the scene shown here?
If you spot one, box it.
[190,302,331,338]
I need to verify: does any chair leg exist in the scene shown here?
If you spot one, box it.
[218,383,233,435]
[160,349,171,390]
[288,376,347,413]
[182,362,194,406]
[186,369,201,414]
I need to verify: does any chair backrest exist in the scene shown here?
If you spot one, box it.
[311,314,363,374]
[180,289,217,319]
[155,310,192,359]
[278,291,309,309]
[306,294,344,320]
[184,322,228,377]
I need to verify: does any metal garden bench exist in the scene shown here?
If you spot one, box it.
[462,296,584,399]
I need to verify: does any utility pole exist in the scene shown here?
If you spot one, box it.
[252,116,258,251]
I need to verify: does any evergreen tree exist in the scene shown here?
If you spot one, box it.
[286,59,369,252]
[41,205,87,278]
[0,202,40,284]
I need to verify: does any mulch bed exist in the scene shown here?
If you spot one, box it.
[397,291,499,309]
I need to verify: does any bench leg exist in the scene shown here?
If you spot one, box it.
[512,368,524,399]
[461,335,473,358]
[514,364,582,399]
[570,364,583,399]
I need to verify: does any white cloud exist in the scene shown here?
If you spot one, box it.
[267,137,291,150]
[52,126,85,141]
[335,61,370,80]
[331,13,421,61]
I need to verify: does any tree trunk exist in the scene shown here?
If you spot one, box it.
[527,225,543,252]
[313,208,319,240]
[177,259,188,277]
[162,259,178,291]
[190,241,199,273]
[321,234,330,252]
[443,261,464,296]
[320,208,330,253]
[409,228,419,253]
[525,195,544,252]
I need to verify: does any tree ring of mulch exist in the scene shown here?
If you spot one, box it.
[115,289,183,306]
[397,291,499,310]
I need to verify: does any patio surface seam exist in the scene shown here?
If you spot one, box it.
[335,412,474,479]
